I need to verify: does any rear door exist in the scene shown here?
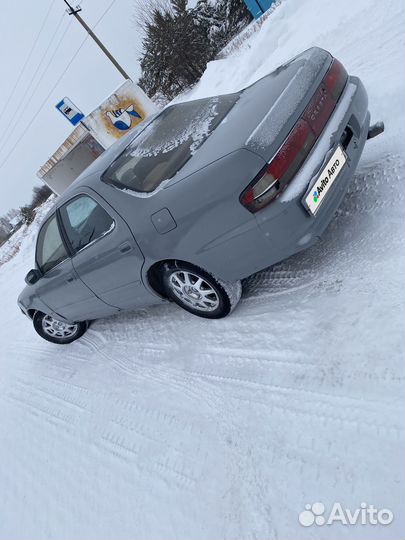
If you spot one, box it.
[34,213,117,321]
[58,189,151,310]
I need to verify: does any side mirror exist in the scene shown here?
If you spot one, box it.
[25,268,42,285]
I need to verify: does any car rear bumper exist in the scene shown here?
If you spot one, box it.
[254,75,370,264]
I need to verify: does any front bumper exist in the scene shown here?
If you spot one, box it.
[17,297,30,318]
[253,76,370,265]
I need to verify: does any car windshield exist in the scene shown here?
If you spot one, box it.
[101,94,239,194]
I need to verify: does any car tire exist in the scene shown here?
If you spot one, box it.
[161,262,242,319]
[33,311,88,344]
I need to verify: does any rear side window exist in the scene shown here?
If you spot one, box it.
[59,195,114,254]
[101,94,239,194]
[36,215,68,274]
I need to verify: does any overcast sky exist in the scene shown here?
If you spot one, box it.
[0,0,148,215]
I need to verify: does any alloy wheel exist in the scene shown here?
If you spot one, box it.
[169,270,220,312]
[42,315,79,339]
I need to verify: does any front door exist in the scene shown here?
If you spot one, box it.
[34,213,118,321]
[58,189,152,310]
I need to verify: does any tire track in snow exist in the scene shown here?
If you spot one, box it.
[174,368,402,435]
[98,430,200,489]
[78,333,225,406]
[4,372,210,490]
[4,391,77,427]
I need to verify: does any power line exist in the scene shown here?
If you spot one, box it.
[87,0,119,33]
[0,12,68,150]
[0,0,55,125]
[0,0,122,170]
[63,0,128,79]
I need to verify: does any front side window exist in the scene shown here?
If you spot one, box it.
[36,215,68,273]
[101,94,239,194]
[59,195,114,255]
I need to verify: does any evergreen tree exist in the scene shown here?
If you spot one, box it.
[138,0,253,99]
[139,0,211,99]
[20,206,35,226]
[195,0,252,54]
[193,0,218,29]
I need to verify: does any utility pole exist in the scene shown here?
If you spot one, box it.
[63,0,130,80]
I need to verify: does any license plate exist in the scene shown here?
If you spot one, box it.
[305,145,347,215]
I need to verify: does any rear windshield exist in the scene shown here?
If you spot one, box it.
[101,94,239,194]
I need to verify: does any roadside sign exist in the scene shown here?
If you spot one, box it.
[55,97,84,126]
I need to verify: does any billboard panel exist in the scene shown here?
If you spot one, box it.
[84,80,158,148]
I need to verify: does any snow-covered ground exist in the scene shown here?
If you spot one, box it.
[0,0,404,538]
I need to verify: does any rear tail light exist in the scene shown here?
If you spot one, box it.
[324,59,347,100]
[240,120,315,212]
[240,58,348,213]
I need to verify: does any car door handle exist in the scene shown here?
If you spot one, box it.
[66,275,75,283]
[119,242,132,253]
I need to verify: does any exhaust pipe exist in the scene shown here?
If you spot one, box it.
[367,121,385,140]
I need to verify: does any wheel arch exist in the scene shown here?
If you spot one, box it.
[146,259,209,299]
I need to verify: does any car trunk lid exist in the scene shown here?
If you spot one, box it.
[244,47,333,160]
[174,48,333,182]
